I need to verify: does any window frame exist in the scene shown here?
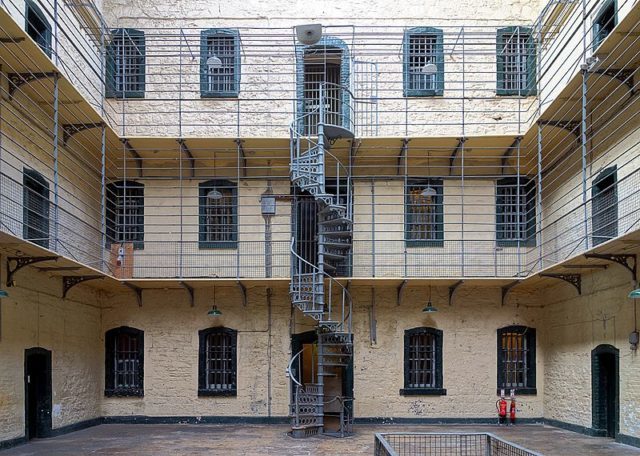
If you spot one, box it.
[402,27,444,97]
[23,168,50,249]
[198,327,238,397]
[497,325,536,395]
[496,176,536,247]
[104,326,144,397]
[198,179,238,249]
[593,0,617,50]
[106,28,146,99]
[25,0,52,58]
[496,26,537,96]
[400,327,445,396]
[405,178,444,247]
[200,28,241,98]
[591,165,618,246]
[106,180,145,249]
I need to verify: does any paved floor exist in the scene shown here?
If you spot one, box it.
[3,424,640,455]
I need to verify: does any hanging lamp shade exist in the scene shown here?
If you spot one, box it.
[206,55,223,71]
[0,290,8,298]
[206,189,224,200]
[422,300,438,313]
[421,186,437,198]
[629,289,640,299]
[208,305,222,317]
[421,63,438,75]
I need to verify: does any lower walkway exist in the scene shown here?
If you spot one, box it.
[3,423,639,455]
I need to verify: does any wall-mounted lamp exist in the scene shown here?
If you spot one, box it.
[629,288,639,350]
[422,285,438,313]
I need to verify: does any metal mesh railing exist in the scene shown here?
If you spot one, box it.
[374,433,542,456]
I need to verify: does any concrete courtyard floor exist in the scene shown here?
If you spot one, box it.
[3,423,640,455]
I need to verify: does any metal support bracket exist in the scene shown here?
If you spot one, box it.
[539,273,581,295]
[179,281,195,307]
[501,280,521,307]
[8,72,57,97]
[62,275,103,298]
[121,139,143,177]
[62,122,104,144]
[7,256,58,287]
[538,120,581,137]
[592,68,637,94]
[0,37,25,44]
[584,253,637,284]
[449,137,466,174]
[397,279,407,306]
[235,139,247,177]
[124,282,143,307]
[397,138,409,175]
[177,139,195,178]
[501,136,522,172]
[448,280,463,306]
[237,281,247,307]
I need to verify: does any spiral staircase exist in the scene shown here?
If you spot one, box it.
[287,83,355,438]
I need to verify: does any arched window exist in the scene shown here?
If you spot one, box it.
[23,168,50,249]
[199,179,238,248]
[401,327,445,395]
[105,326,144,396]
[198,327,237,396]
[497,325,536,394]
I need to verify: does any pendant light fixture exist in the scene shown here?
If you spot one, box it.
[422,285,438,313]
[207,286,222,317]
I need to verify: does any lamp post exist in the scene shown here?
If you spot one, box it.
[629,289,639,350]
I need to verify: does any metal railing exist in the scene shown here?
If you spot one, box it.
[374,433,543,456]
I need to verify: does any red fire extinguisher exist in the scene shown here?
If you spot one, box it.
[496,397,507,424]
[509,397,517,424]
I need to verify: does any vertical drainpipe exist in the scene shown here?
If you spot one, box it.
[370,180,375,277]
[262,178,274,278]
[537,123,543,268]
[581,69,589,251]
[267,287,273,418]
[99,18,106,271]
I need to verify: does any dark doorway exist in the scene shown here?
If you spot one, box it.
[592,344,619,438]
[25,347,52,440]
[302,49,343,135]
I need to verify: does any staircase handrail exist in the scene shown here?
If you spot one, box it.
[287,348,305,388]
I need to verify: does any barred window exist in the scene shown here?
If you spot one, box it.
[106,180,144,248]
[105,326,144,397]
[25,0,52,57]
[401,327,445,395]
[403,27,444,96]
[200,29,240,97]
[497,27,536,96]
[496,177,536,247]
[199,180,237,248]
[592,166,617,246]
[23,168,50,249]
[593,0,617,49]
[497,326,536,394]
[405,179,443,246]
[106,29,145,98]
[198,327,237,396]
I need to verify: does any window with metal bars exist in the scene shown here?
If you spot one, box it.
[592,166,617,246]
[199,180,237,249]
[496,26,536,96]
[105,326,144,397]
[106,180,144,249]
[593,0,617,49]
[23,168,50,249]
[198,327,237,396]
[25,0,52,57]
[106,28,145,98]
[403,27,444,96]
[497,326,536,394]
[200,29,240,97]
[401,327,445,395]
[405,179,444,247]
[496,177,536,247]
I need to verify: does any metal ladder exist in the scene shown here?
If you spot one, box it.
[288,83,355,438]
